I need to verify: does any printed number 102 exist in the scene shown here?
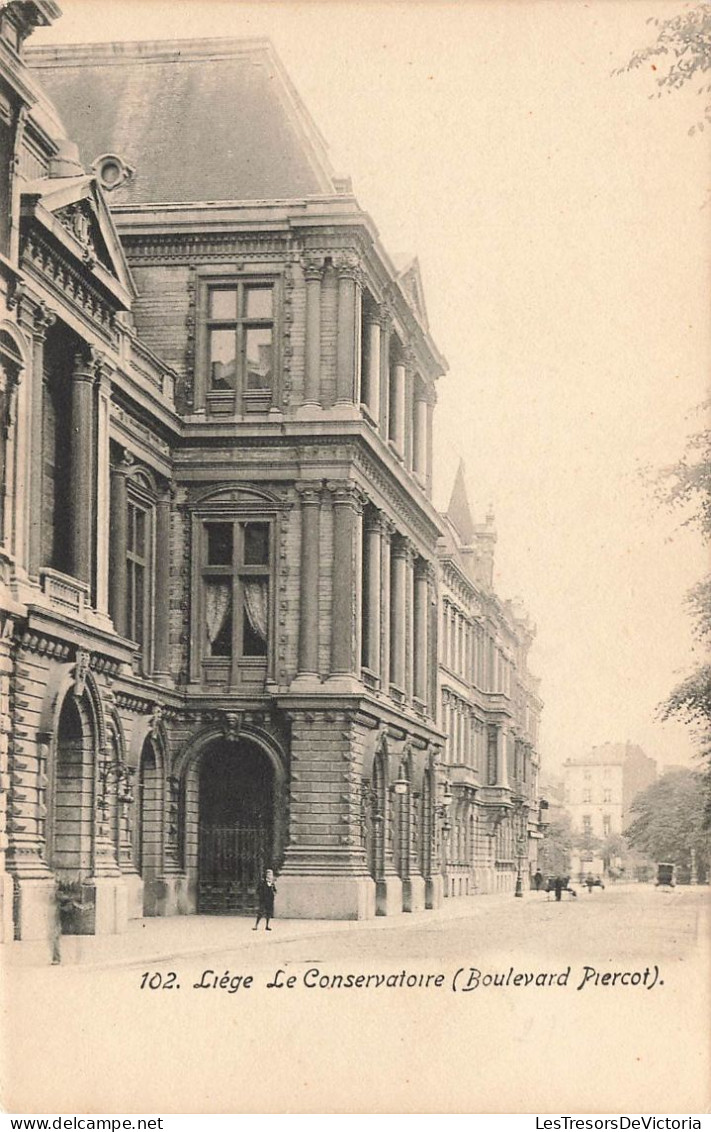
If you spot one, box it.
[140,971,178,989]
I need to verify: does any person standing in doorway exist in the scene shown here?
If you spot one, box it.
[253,869,277,931]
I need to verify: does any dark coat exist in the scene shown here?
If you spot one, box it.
[257,879,276,915]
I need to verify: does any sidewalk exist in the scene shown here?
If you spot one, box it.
[1,886,543,970]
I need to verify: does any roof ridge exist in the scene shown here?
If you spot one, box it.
[26,35,278,66]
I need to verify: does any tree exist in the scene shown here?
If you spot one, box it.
[625,770,709,881]
[614,1,711,135]
[618,9,711,823]
[656,416,711,827]
[540,811,573,876]
[599,833,627,871]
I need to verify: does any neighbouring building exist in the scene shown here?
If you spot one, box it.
[563,741,657,842]
[437,463,544,895]
[0,1,544,946]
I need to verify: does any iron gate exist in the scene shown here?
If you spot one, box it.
[198,825,268,914]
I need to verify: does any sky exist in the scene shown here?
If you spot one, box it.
[32,0,710,776]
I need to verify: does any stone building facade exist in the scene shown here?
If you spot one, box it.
[0,4,543,944]
[437,464,543,896]
[563,742,657,841]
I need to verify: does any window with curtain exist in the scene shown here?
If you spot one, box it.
[201,519,271,679]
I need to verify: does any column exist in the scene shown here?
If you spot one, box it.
[329,482,363,678]
[497,726,510,788]
[296,482,322,678]
[380,517,393,692]
[27,304,55,579]
[94,366,112,616]
[414,559,429,704]
[335,256,360,405]
[404,355,414,470]
[425,389,435,497]
[413,385,427,479]
[153,489,172,678]
[363,312,381,423]
[70,348,96,588]
[390,360,406,455]
[108,454,130,638]
[363,512,382,676]
[379,311,391,441]
[390,537,407,691]
[405,545,414,700]
[303,259,323,407]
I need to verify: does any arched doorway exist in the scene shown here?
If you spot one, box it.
[197,739,275,914]
[51,696,92,879]
[135,738,163,907]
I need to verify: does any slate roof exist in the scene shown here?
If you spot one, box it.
[26,37,337,205]
[446,460,476,546]
[566,743,649,767]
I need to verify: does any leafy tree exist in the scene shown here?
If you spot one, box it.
[599,833,627,870]
[540,811,573,876]
[617,8,711,825]
[614,1,711,135]
[656,416,711,827]
[625,770,709,880]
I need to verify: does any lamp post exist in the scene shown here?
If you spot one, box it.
[513,793,528,898]
[434,779,452,884]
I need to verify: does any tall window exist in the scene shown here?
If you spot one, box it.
[602,814,612,837]
[200,519,271,685]
[126,495,152,671]
[203,280,275,412]
[582,815,592,837]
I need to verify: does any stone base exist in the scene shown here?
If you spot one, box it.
[425,874,444,910]
[402,873,426,912]
[11,876,55,942]
[376,874,403,916]
[122,872,144,920]
[0,869,14,942]
[277,873,375,920]
[145,874,190,917]
[66,877,128,936]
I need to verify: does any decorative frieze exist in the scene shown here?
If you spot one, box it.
[20,231,118,341]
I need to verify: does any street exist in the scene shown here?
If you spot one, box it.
[1,885,708,1114]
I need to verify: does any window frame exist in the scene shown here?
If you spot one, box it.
[191,505,277,690]
[125,479,155,676]
[194,269,281,415]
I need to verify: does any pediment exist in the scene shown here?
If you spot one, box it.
[21,174,135,305]
[397,257,429,331]
[193,484,286,509]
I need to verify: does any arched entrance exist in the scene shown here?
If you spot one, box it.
[50,695,94,879]
[135,738,164,907]
[197,739,275,914]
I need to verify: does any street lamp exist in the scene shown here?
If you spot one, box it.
[514,836,527,897]
[512,791,528,898]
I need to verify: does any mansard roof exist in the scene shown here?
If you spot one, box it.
[26,37,338,205]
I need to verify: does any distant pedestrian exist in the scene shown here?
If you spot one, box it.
[586,874,594,893]
[533,870,544,892]
[253,869,277,931]
[51,882,63,964]
[554,876,563,902]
